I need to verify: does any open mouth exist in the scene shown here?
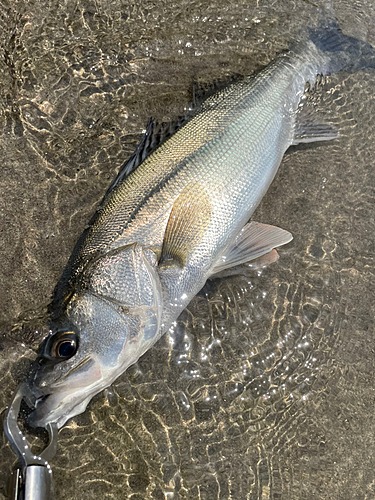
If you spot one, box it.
[28,395,53,428]
[22,384,51,411]
[34,393,51,409]
[22,388,53,428]
[3,382,54,434]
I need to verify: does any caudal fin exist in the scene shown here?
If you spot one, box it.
[309,19,375,74]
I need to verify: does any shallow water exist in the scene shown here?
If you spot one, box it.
[0,0,375,498]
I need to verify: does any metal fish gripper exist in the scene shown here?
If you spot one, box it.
[3,383,58,500]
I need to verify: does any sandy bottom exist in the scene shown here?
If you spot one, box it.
[0,0,374,498]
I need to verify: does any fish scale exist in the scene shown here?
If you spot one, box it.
[23,23,375,429]
[69,46,321,277]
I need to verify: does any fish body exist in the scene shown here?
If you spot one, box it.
[26,24,375,428]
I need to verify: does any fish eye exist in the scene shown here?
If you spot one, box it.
[47,331,78,360]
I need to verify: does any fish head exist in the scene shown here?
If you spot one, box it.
[27,244,163,429]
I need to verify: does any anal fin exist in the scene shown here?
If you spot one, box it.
[292,107,338,145]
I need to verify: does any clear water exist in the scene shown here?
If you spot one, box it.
[0,0,375,498]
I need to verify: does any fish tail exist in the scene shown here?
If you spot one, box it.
[309,17,375,74]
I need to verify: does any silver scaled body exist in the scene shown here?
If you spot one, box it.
[27,41,333,428]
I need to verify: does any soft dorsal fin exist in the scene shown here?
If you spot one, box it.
[192,74,243,108]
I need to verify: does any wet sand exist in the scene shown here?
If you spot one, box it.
[0,0,374,498]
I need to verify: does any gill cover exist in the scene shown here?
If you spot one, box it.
[29,244,163,428]
[75,243,163,364]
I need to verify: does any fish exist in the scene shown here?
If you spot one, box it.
[25,21,375,429]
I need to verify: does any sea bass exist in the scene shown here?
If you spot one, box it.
[26,23,375,428]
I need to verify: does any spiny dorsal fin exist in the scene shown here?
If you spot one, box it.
[106,117,189,194]
[107,75,244,195]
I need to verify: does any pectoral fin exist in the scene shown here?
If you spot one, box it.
[211,221,292,274]
[160,183,212,267]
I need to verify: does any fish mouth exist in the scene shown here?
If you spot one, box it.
[27,392,53,428]
[25,377,66,428]
[26,355,103,429]
[19,382,50,414]
[27,386,96,429]
[27,389,76,429]
[35,393,51,408]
